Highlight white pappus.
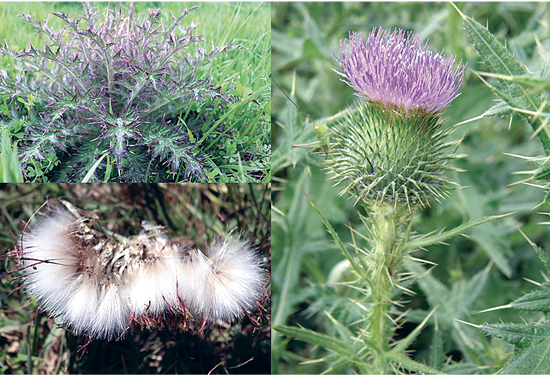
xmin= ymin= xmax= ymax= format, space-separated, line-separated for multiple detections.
xmin=16 ymin=200 xmax=266 ymax=341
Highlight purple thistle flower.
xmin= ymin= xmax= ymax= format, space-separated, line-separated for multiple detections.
xmin=334 ymin=27 xmax=466 ymax=114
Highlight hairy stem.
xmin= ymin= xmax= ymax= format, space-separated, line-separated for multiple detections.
xmin=369 ymin=203 xmax=399 ymax=374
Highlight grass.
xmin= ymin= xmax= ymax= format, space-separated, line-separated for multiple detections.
xmin=0 ymin=2 xmax=270 ymax=183
xmin=0 ymin=126 xmax=23 ymax=182
xmin=0 ymin=183 xmax=271 ymax=374
xmin=272 ymin=2 xmax=550 ymax=374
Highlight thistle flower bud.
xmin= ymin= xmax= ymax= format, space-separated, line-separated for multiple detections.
xmin=329 ymin=27 xmax=465 ymax=208
xmin=328 ymin=103 xmax=460 ymax=208
xmin=17 ymin=201 xmax=266 ymax=340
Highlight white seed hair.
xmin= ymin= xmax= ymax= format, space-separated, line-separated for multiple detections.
xmin=127 ymin=222 xmax=180 ymax=317
xmin=18 ymin=204 xmax=266 ymax=340
xmin=203 ymin=239 xmax=266 ymax=322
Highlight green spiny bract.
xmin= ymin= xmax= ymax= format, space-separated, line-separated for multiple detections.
xmin=328 ymin=100 xmax=462 ymax=208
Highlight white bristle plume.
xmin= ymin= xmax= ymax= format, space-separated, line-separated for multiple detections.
xmin=128 ymin=223 xmax=180 ymax=316
xmin=21 ymin=208 xmax=134 ymax=340
xmin=22 ymin=211 xmax=87 ymax=318
xmin=90 ymin=283 xmax=131 ymax=341
xmin=61 ymin=275 xmax=99 ymax=337
xmin=204 ymin=239 xmax=265 ymax=321
xmin=129 ymin=257 xmax=179 ymax=316
xmin=176 ymin=249 xmax=213 ymax=319
xmin=177 ymin=239 xmax=265 ymax=322
xmin=18 ymin=202 xmax=267 ymax=341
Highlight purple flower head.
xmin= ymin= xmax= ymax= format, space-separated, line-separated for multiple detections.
xmin=334 ymin=27 xmax=466 ymax=114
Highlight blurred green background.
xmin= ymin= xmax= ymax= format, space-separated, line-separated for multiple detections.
xmin=0 ymin=183 xmax=271 ymax=374
xmin=272 ymin=2 xmax=550 ymax=374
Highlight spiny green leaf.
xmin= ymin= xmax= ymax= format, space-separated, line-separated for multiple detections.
xmin=518 ymin=227 xmax=550 ymax=273
xmin=272 ymin=325 xmax=359 ymax=359
xmin=480 ymin=322 xmax=550 ymax=349
xmin=430 ymin=321 xmax=444 ymax=370
xmin=303 ymin=190 xmax=365 ymax=279
xmin=408 ymin=264 xmax=490 ymax=351
xmin=533 ymin=161 xmax=550 ymax=181
xmin=324 ymin=357 xmax=368 ymax=375
xmin=386 ymin=351 xmax=443 ymax=375
xmin=324 ymin=311 xmax=356 ymax=346
xmin=511 ymin=284 xmax=550 ymax=313
xmin=498 ymin=335 xmax=550 ymax=374
xmin=442 ymin=363 xmax=482 ymax=374
xmin=469 ymin=226 xmax=513 ymax=278
xmin=478 ymin=71 xmax=550 ymax=91
xmin=392 ymin=307 xmax=437 ymax=354
xmin=454 ymin=4 xmax=525 ymax=79
xmin=453 ymin=3 xmax=550 ymax=155
xmin=403 ymin=213 xmax=510 ymax=251
xmin=482 ymin=101 xmax=514 ymax=118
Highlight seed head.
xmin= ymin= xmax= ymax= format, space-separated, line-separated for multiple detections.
xmin=17 ymin=201 xmax=266 ymax=340
xmin=333 ymin=27 xmax=466 ymax=114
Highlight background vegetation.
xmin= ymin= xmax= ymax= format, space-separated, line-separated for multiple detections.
xmin=0 ymin=2 xmax=270 ymax=183
xmin=272 ymin=2 xmax=550 ymax=374
xmin=0 ymin=183 xmax=271 ymax=374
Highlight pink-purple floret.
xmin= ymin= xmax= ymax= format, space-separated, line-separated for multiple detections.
xmin=334 ymin=27 xmax=466 ymax=114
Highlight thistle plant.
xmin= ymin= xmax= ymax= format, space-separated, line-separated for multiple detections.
xmin=273 ymin=24 xmax=514 ymax=374
xmin=443 ymin=5 xmax=550 ymax=373
xmin=0 ymin=3 xmax=263 ymax=182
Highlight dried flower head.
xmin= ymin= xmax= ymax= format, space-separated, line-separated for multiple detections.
xmin=0 ymin=3 xmax=241 ymax=182
xmin=16 ymin=200 xmax=266 ymax=341
xmin=333 ymin=27 xmax=466 ymax=114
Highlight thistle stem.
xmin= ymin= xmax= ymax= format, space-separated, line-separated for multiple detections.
xmin=369 ymin=202 xmax=398 ymax=374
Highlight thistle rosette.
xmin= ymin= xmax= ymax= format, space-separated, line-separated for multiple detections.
xmin=330 ymin=27 xmax=466 ymax=208
xmin=0 ymin=3 xmax=240 ymax=182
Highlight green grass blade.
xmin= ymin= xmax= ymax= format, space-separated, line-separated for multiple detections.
xmin=81 ymin=151 xmax=108 ymax=183
xmin=0 ymin=126 xmax=23 ymax=182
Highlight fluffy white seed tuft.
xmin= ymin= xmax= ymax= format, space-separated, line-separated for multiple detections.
xmin=22 ymin=210 xmax=86 ymax=317
xmin=18 ymin=202 xmax=266 ymax=340
xmin=128 ymin=222 xmax=180 ymax=317
xmin=204 ymin=239 xmax=265 ymax=322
